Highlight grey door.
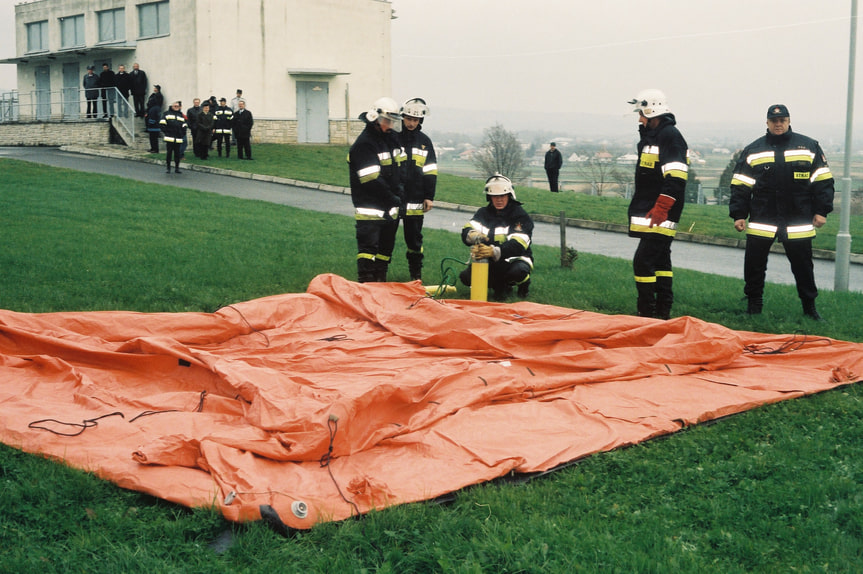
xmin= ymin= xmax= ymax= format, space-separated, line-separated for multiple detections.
xmin=296 ymin=81 xmax=329 ymax=143
xmin=62 ymin=62 xmax=80 ymax=119
xmin=35 ymin=66 xmax=51 ymax=121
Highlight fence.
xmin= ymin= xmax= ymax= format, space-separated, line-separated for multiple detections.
xmin=0 ymin=88 xmax=135 ymax=143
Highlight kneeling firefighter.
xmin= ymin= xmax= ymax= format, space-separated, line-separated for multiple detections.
xmin=460 ymin=174 xmax=534 ymax=300
xmin=347 ymin=97 xmax=405 ymax=282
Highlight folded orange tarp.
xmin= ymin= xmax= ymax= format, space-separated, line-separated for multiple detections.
xmin=0 ymin=273 xmax=860 ymax=530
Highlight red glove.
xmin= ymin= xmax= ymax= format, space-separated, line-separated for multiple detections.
xmin=645 ymin=194 xmax=675 ymax=227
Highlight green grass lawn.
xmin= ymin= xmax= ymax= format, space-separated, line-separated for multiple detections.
xmin=1 ymin=157 xmax=862 ymax=572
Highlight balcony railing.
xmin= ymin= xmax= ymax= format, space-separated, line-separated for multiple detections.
xmin=0 ymin=88 xmax=135 ymax=143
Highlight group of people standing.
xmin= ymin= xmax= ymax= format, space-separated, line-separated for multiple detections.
xmin=82 ymin=62 xmax=148 ymax=119
xmin=349 ymin=90 xmax=836 ymax=321
xmin=144 ymin=88 xmax=255 ymax=172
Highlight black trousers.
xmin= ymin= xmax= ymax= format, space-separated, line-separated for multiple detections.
xmin=166 ymin=142 xmax=182 ymax=168
xmin=148 ymin=132 xmax=160 ymax=152
xmin=633 ymin=236 xmax=674 ymax=317
xmin=744 ymin=235 xmax=817 ymax=301
xmin=133 ymin=92 xmax=146 ymax=117
xmin=546 ymin=168 xmax=560 ymax=192
xmin=460 ymin=259 xmax=531 ymax=292
xmin=86 ymin=98 xmax=99 ymax=118
xmin=236 ymin=137 xmax=252 ymax=159
xmin=216 ymin=133 xmax=231 ymax=156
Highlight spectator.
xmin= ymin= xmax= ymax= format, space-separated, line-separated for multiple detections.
xmin=194 ymin=100 xmax=214 ymax=160
xmin=146 ymin=103 xmax=161 ymax=153
xmin=82 ymin=65 xmax=100 ymax=119
xmin=99 ymin=63 xmax=117 ymax=118
xmin=186 ymin=98 xmax=202 ymax=156
xmin=544 ymin=142 xmax=563 ymax=192
xmin=130 ymin=63 xmax=148 ymax=117
xmin=146 ymin=85 xmax=164 ymax=113
xmin=233 ymin=99 xmax=254 ymax=160
xmin=115 ymin=64 xmax=132 ymax=117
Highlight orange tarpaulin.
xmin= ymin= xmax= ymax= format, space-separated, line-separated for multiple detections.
xmin=0 ymin=274 xmax=860 ymax=530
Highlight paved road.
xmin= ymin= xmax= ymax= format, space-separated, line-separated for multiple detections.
xmin=2 ymin=146 xmax=861 ymax=293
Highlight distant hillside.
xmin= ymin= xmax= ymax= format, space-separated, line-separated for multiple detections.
xmin=430 ymin=107 xmax=853 ymax=151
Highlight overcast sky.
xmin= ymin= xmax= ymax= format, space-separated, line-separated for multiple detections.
xmin=1 ymin=0 xmax=860 ymax=134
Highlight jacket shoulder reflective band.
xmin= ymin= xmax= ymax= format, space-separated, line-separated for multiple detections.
xmin=629 ymin=216 xmax=678 ymax=237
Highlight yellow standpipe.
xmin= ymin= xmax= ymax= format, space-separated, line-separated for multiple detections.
xmin=470 ymin=257 xmax=490 ymax=301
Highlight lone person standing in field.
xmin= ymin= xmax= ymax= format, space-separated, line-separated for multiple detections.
xmin=626 ymin=89 xmax=689 ymax=319
xmin=544 ymin=142 xmax=563 ymax=192
xmin=729 ymin=104 xmax=835 ymax=320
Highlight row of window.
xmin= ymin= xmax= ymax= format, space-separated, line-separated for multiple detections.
xmin=25 ymin=3 xmax=169 ymax=53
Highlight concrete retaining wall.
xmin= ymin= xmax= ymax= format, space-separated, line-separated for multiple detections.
xmin=0 ymin=121 xmax=111 ymax=147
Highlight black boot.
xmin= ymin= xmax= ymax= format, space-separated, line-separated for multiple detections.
xmin=747 ymin=297 xmax=763 ymax=315
xmin=636 ymin=282 xmax=657 ymax=318
xmin=407 ymin=251 xmax=423 ymax=281
xmin=357 ymin=259 xmax=376 ymax=283
xmin=517 ymin=278 xmax=530 ymax=299
xmin=655 ymin=275 xmax=673 ymax=320
xmin=373 ymin=259 xmax=389 ymax=282
xmin=802 ymin=299 xmax=823 ymax=321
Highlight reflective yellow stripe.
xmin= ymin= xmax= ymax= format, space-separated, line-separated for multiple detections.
xmin=785 ymin=149 xmax=815 ymax=163
xmin=787 ymin=224 xmax=816 ymax=239
xmin=357 ymin=165 xmax=380 ymax=184
xmin=422 ymin=162 xmax=438 ymax=175
xmin=811 ymin=167 xmax=833 ymax=183
xmin=355 ymin=207 xmax=385 ymax=220
xmin=629 ymin=216 xmax=677 ymax=237
xmin=656 ymin=270 xmax=673 ymax=278
xmin=746 ymin=222 xmax=777 ymax=238
xmin=635 ymin=275 xmax=657 ymax=283
xmin=357 ymin=253 xmax=375 ymax=261
xmin=747 ymin=151 xmax=774 ymax=166
xmin=731 ymin=173 xmax=755 ymax=188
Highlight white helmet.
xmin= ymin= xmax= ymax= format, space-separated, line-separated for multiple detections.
xmin=484 ymin=173 xmax=516 ymax=200
xmin=628 ymin=89 xmax=670 ymax=118
xmin=366 ymin=97 xmax=402 ymax=131
xmin=401 ymin=97 xmax=429 ymax=120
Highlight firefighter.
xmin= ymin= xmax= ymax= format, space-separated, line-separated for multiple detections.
xmin=397 ymin=98 xmax=438 ymax=281
xmin=460 ymin=174 xmax=533 ymax=300
xmin=626 ymin=89 xmax=689 ymax=319
xmin=159 ymin=101 xmax=187 ymax=174
xmin=348 ymin=97 xmax=404 ymax=283
xmin=729 ymin=104 xmax=835 ymax=320
xmin=213 ymin=97 xmax=233 ymax=157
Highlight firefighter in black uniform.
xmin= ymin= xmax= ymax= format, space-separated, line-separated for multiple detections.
xmin=348 ymin=97 xmax=404 ymax=283
xmin=159 ymin=101 xmax=187 ymax=173
xmin=397 ymin=98 xmax=438 ymax=281
xmin=729 ymin=104 xmax=835 ymax=320
xmin=626 ymin=89 xmax=689 ymax=319
xmin=460 ymin=174 xmax=533 ymax=300
xmin=213 ymin=97 xmax=234 ymax=157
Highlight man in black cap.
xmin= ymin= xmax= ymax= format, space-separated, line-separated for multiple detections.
xmin=729 ymin=104 xmax=835 ymax=320
xmin=544 ymin=142 xmax=563 ymax=192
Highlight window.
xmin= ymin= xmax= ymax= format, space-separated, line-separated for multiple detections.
xmin=98 ymin=8 xmax=126 ymax=43
xmin=138 ymin=2 xmax=170 ymax=38
xmin=26 ymin=20 xmax=49 ymax=52
xmin=60 ymin=14 xmax=85 ymax=49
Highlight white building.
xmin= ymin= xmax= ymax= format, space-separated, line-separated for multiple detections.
xmin=0 ymin=0 xmax=395 ymax=144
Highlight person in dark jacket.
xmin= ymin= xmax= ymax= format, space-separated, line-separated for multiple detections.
xmin=729 ymin=104 xmax=835 ymax=320
xmin=626 ymin=89 xmax=690 ymax=319
xmin=146 ymin=85 xmax=163 ymax=113
xmin=232 ymin=99 xmax=254 ymax=160
xmin=115 ymin=64 xmax=132 ymax=117
xmin=460 ymin=174 xmax=534 ymax=300
xmin=99 ymin=63 xmax=116 ymax=118
xmin=130 ymin=63 xmax=148 ymax=117
xmin=186 ymin=98 xmax=202 ymax=156
xmin=160 ymin=101 xmax=187 ymax=173
xmin=544 ymin=142 xmax=563 ymax=192
xmin=194 ymin=101 xmax=214 ymax=160
xmin=397 ymin=97 xmax=437 ymax=280
xmin=82 ymin=66 xmax=100 ymax=119
xmin=213 ymin=97 xmax=233 ymax=157
xmin=347 ymin=97 xmax=404 ymax=283
xmin=146 ymin=104 xmax=162 ymax=153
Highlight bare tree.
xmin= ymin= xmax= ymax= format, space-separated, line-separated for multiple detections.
xmin=574 ymin=160 xmax=628 ymax=197
xmin=472 ymin=123 xmax=526 ymax=181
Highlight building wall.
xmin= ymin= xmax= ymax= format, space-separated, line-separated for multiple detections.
xmin=9 ymin=0 xmax=393 ymax=143
xmin=0 ymin=120 xmax=110 ymax=146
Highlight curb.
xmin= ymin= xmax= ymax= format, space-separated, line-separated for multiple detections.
xmin=59 ymin=144 xmax=861 ymax=265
